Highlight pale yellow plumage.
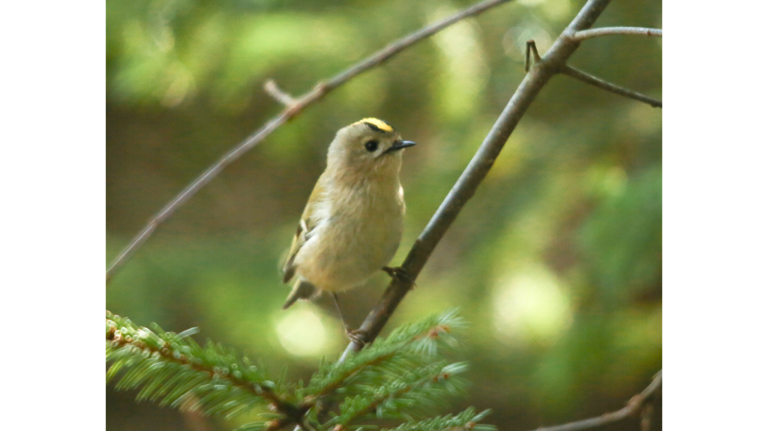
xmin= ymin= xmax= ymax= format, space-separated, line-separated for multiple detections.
xmin=281 ymin=176 xmax=325 ymax=284
xmin=281 ymin=118 xmax=415 ymax=309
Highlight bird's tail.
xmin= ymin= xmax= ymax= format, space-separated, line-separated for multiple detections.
xmin=282 ymin=279 xmax=318 ymax=310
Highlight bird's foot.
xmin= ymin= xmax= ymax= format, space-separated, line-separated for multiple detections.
xmin=382 ymin=266 xmax=417 ymax=289
xmin=346 ymin=328 xmax=369 ymax=346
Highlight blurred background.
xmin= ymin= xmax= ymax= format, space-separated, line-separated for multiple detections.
xmin=106 ymin=0 xmax=661 ymax=430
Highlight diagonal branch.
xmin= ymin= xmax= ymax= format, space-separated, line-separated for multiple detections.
xmin=571 ymin=26 xmax=661 ymax=42
xmin=105 ymin=0 xmax=515 ymax=284
xmin=340 ymin=0 xmax=617 ymax=361
xmin=528 ymin=370 xmax=662 ymax=431
xmin=560 ymin=64 xmax=662 ymax=108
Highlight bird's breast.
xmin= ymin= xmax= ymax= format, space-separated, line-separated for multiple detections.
xmin=295 ymin=179 xmax=405 ymax=291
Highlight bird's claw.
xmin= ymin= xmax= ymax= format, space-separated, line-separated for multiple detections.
xmin=382 ymin=266 xmax=417 ymax=289
xmin=346 ymin=328 xmax=368 ymax=346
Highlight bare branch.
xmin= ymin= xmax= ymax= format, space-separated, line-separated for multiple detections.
xmin=321 ymin=0 xmax=515 ymax=91
xmin=560 ymin=64 xmax=662 ymax=108
xmin=264 ymin=80 xmax=297 ymax=107
xmin=340 ymin=0 xmax=617 ymax=361
xmin=529 ymin=371 xmax=662 ymax=431
xmin=524 ymin=39 xmax=541 ymax=72
xmin=105 ymin=0 xmax=515 ymax=284
xmin=640 ymin=401 xmax=654 ymax=431
xmin=571 ymin=26 xmax=661 ymax=42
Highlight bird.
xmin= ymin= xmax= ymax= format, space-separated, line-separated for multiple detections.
xmin=280 ymin=118 xmax=416 ymax=329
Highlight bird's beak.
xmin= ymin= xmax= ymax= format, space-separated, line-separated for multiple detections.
xmin=384 ymin=140 xmax=416 ymax=154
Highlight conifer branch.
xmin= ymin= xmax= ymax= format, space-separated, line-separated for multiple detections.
xmin=107 ymin=309 xmax=492 ymax=431
xmin=106 ymin=312 xmax=303 ymax=425
xmin=332 ymin=362 xmax=468 ymax=429
xmin=383 ymin=408 xmax=494 ymax=431
xmin=304 ymin=310 xmax=464 ymax=401
xmin=302 ymin=354 xmax=393 ymax=402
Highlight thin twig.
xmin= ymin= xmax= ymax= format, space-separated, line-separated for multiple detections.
xmin=105 ymin=0 xmax=514 ymax=284
xmin=264 ymin=80 xmax=297 ymax=107
xmin=529 ymin=371 xmax=662 ymax=431
xmin=340 ymin=0 xmax=617 ymax=362
xmin=524 ymin=39 xmax=541 ymax=72
xmin=640 ymin=401 xmax=654 ymax=431
xmin=560 ymin=64 xmax=662 ymax=108
xmin=571 ymin=26 xmax=661 ymax=42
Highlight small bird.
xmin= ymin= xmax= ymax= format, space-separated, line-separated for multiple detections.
xmin=280 ymin=118 xmax=416 ymax=323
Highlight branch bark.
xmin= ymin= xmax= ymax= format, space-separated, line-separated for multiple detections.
xmin=560 ymin=65 xmax=662 ymax=108
xmin=571 ymin=26 xmax=661 ymax=42
xmin=340 ymin=0 xmax=617 ymax=361
xmin=105 ymin=0 xmax=514 ymax=284
xmin=529 ymin=371 xmax=662 ymax=431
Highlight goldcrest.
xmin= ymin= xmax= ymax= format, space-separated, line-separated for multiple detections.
xmin=281 ymin=118 xmax=415 ymax=310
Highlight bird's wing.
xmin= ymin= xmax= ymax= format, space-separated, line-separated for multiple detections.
xmin=281 ymin=174 xmax=326 ymax=283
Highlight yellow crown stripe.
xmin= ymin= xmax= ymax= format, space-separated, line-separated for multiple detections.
xmin=359 ymin=118 xmax=394 ymax=133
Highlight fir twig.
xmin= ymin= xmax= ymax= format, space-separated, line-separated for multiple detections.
xmin=106 ymin=312 xmax=303 ymax=425
xmin=383 ymin=408 xmax=494 ymax=431
xmin=333 ymin=362 xmax=468 ymax=428
xmin=306 ymin=309 xmax=464 ymax=400
xmin=107 ymin=309 xmax=495 ymax=431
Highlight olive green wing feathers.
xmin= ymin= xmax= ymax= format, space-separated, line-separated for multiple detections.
xmin=281 ymin=176 xmax=326 ymax=284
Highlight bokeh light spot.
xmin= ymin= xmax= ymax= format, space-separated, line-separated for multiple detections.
xmin=493 ymin=265 xmax=572 ymax=344
xmin=275 ymin=307 xmax=328 ymax=357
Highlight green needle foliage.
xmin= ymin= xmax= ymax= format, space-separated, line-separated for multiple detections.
xmin=383 ymin=409 xmax=495 ymax=431
xmin=106 ymin=309 xmax=494 ymax=431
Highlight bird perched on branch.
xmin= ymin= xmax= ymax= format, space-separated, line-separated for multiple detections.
xmin=280 ymin=118 xmax=416 ymax=329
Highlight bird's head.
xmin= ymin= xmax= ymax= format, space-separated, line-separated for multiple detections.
xmin=327 ymin=118 xmax=416 ymax=177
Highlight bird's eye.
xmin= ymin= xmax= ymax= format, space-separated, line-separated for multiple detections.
xmin=364 ymin=140 xmax=379 ymax=152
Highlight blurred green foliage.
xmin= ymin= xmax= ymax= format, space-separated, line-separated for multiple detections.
xmin=107 ymin=0 xmax=661 ymax=430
